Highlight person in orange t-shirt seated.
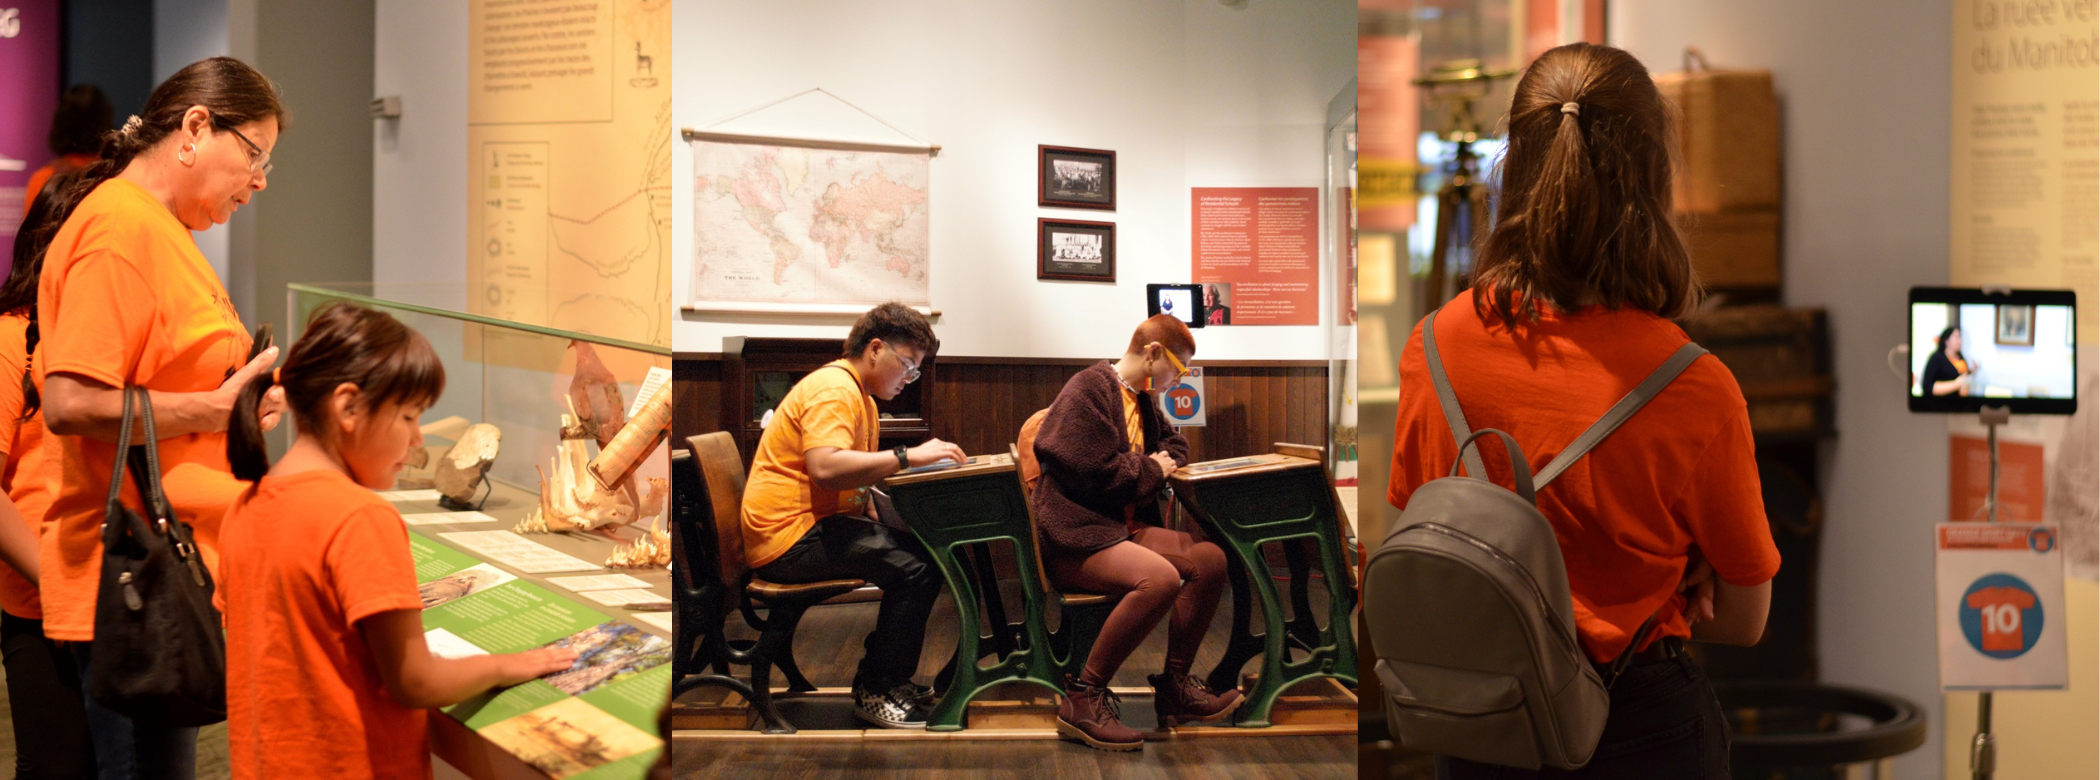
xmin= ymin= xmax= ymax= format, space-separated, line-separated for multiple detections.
xmin=740 ymin=302 xmax=964 ymax=729
xmin=15 ymin=57 xmax=292 ymax=779
xmin=1386 ymin=44 xmax=1779 ymax=780
xmin=22 ymin=84 xmax=113 ymax=217
xmin=216 ymin=303 xmax=573 ymax=780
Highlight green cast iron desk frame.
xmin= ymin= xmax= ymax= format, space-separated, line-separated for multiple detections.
xmin=880 ymin=453 xmax=1065 ymax=731
xmin=1168 ymin=452 xmax=1360 ymax=727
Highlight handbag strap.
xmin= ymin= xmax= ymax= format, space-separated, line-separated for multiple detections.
xmin=105 ymin=386 xmax=137 ymax=516
xmin=104 ymin=387 xmax=175 ymax=526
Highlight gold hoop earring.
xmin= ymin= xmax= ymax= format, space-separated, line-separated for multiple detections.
xmin=177 ymin=143 xmax=197 ymax=166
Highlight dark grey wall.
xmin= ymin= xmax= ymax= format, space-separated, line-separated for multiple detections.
xmin=226 ymin=0 xmax=373 ymax=328
xmin=64 ymin=0 xmax=155 ymax=118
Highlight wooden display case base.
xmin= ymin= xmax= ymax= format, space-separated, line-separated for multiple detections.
xmin=672 ymin=679 xmax=1357 ymax=741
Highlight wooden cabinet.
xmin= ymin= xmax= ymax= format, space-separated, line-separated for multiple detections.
xmin=719 ymin=337 xmax=937 ymax=466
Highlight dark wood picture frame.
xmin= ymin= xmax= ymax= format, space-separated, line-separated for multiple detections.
xmin=1996 ymin=304 xmax=2036 ymax=346
xmin=1038 ymin=145 xmax=1116 ymax=210
xmin=1037 ymin=218 xmax=1116 ymax=283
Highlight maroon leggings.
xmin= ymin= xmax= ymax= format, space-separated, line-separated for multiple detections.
xmin=1047 ymin=526 xmax=1228 ymax=686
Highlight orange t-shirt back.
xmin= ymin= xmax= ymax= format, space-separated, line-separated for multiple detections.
xmin=218 ymin=469 xmax=429 ymax=780
xmin=740 ymin=361 xmax=877 ymax=568
xmin=0 ymin=314 xmax=52 ymax=619
xmin=35 ymin=177 xmax=252 ymax=641
xmin=1387 ymin=290 xmax=1781 ymax=663
xmin=21 ymin=154 xmax=97 ymax=216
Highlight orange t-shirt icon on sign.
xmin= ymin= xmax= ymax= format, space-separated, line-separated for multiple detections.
xmin=1966 ymin=586 xmax=2037 ymax=652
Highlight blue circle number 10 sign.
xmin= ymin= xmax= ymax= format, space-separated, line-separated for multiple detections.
xmin=1959 ymin=573 xmax=2045 ymax=660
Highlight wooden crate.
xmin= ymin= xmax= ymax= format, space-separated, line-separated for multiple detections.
xmin=1678 ymin=305 xmax=1832 ymax=439
xmin=1678 ymin=209 xmax=1780 ymax=295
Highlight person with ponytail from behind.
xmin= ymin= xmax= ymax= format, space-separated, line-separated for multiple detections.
xmin=1385 ymin=43 xmax=1778 ymax=779
xmin=19 ymin=56 xmax=292 ymax=778
xmin=0 ymin=178 xmax=99 ymax=778
xmin=216 ymin=303 xmax=575 ymax=780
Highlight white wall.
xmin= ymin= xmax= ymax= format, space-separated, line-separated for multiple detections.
xmin=371 ymin=0 xmax=467 ymax=308
xmin=670 ymin=0 xmax=1355 ymax=359
xmin=1612 ymin=3 xmax=1953 ymax=777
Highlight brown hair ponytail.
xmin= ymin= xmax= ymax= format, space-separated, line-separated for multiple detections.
xmin=1471 ymin=43 xmax=1699 ymax=327
xmin=14 ymin=57 xmax=286 ymax=282
xmin=227 ymin=303 xmax=444 ymax=482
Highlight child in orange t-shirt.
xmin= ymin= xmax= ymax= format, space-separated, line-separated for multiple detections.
xmin=215 ymin=303 xmax=573 ymax=780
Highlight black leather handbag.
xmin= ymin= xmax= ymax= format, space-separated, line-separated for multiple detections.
xmin=88 ymin=386 xmax=227 ymax=726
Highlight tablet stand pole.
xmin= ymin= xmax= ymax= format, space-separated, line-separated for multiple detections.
xmin=1970 ymin=404 xmax=2009 ymax=780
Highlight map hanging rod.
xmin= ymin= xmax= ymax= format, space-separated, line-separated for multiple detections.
xmin=681 ymin=128 xmax=939 ymax=156
xmin=683 ymin=301 xmax=941 ymax=319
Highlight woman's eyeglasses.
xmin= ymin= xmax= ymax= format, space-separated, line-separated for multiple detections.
xmin=211 ymin=114 xmax=272 ymax=176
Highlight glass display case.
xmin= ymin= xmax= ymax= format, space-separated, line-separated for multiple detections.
xmin=288 ymin=283 xmax=673 ymax=500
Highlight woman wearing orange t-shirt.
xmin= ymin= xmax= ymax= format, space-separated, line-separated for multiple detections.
xmin=0 ymin=175 xmax=96 ymax=778
xmin=217 ymin=303 xmax=572 ymax=780
xmin=1386 ymin=44 xmax=1778 ymax=779
xmin=13 ymin=57 xmax=291 ymax=779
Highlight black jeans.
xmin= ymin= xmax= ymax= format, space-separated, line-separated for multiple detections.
xmin=754 ymin=515 xmax=942 ymax=689
xmin=1 ymin=612 xmax=95 ymax=779
xmin=69 ymin=641 xmax=198 ymax=780
xmin=1438 ymin=650 xmax=1730 ymax=780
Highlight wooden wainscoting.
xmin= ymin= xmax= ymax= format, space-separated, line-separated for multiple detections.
xmin=673 ymin=354 xmax=1328 ymax=464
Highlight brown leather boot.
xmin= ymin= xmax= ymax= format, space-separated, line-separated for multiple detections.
xmin=1056 ymin=680 xmax=1144 ymax=751
xmin=1149 ymin=672 xmax=1243 ymax=728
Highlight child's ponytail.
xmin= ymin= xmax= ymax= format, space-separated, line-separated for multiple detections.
xmin=227 ymin=368 xmax=277 ymax=482
xmin=224 ymin=303 xmax=444 ymax=482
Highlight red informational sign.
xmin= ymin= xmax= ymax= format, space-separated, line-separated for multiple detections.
xmin=1191 ymin=187 xmax=1319 ymax=326
xmin=1948 ymin=435 xmax=2046 ymax=521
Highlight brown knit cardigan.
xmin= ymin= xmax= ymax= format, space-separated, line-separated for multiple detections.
xmin=1030 ymin=361 xmax=1190 ymax=557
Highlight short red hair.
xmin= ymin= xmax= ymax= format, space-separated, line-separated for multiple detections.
xmin=1127 ymin=314 xmax=1195 ymax=358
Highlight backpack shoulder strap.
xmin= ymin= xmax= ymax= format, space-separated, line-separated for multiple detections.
xmin=1533 ymin=342 xmax=1709 ymax=490
xmin=1421 ymin=306 xmax=1488 ymax=481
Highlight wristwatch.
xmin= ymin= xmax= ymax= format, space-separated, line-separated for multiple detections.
xmin=894 ymin=445 xmax=910 ymax=470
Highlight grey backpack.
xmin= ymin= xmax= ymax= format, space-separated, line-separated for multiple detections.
xmin=1362 ymin=306 xmax=1707 ymax=770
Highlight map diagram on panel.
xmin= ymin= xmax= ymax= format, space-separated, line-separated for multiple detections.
xmin=688 ymin=139 xmax=930 ymax=307
xmin=468 ymin=0 xmax=671 ymax=348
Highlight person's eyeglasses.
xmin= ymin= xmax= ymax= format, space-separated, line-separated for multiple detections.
xmin=211 ymin=115 xmax=273 ymax=176
xmin=1163 ymin=349 xmax=1190 ymax=380
xmin=891 ymin=349 xmax=923 ymax=384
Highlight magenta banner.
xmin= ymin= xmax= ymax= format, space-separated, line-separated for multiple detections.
xmin=0 ymin=0 xmax=62 ymax=270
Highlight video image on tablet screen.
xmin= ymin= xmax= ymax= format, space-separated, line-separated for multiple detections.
xmin=1910 ymin=302 xmax=2075 ymax=399
xmin=1156 ymin=287 xmax=1197 ymax=325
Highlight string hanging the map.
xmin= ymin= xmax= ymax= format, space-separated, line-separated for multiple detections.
xmin=684 ymin=87 xmax=940 ymax=155
xmin=682 ymin=88 xmax=936 ymax=315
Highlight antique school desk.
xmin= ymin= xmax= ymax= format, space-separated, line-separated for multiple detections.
xmin=1168 ymin=449 xmax=1359 ymax=727
xmin=878 ymin=453 xmax=1066 ymax=731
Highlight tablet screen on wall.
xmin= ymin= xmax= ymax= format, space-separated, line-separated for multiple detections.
xmin=1909 ymin=287 xmax=2077 ymax=415
xmin=1147 ymin=284 xmax=1206 ymax=328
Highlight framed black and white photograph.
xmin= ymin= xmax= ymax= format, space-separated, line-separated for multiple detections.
xmin=1038 ymin=218 xmax=1116 ymax=282
xmin=1996 ymin=304 xmax=2035 ymax=346
xmin=1038 ymin=145 xmax=1116 ymax=210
